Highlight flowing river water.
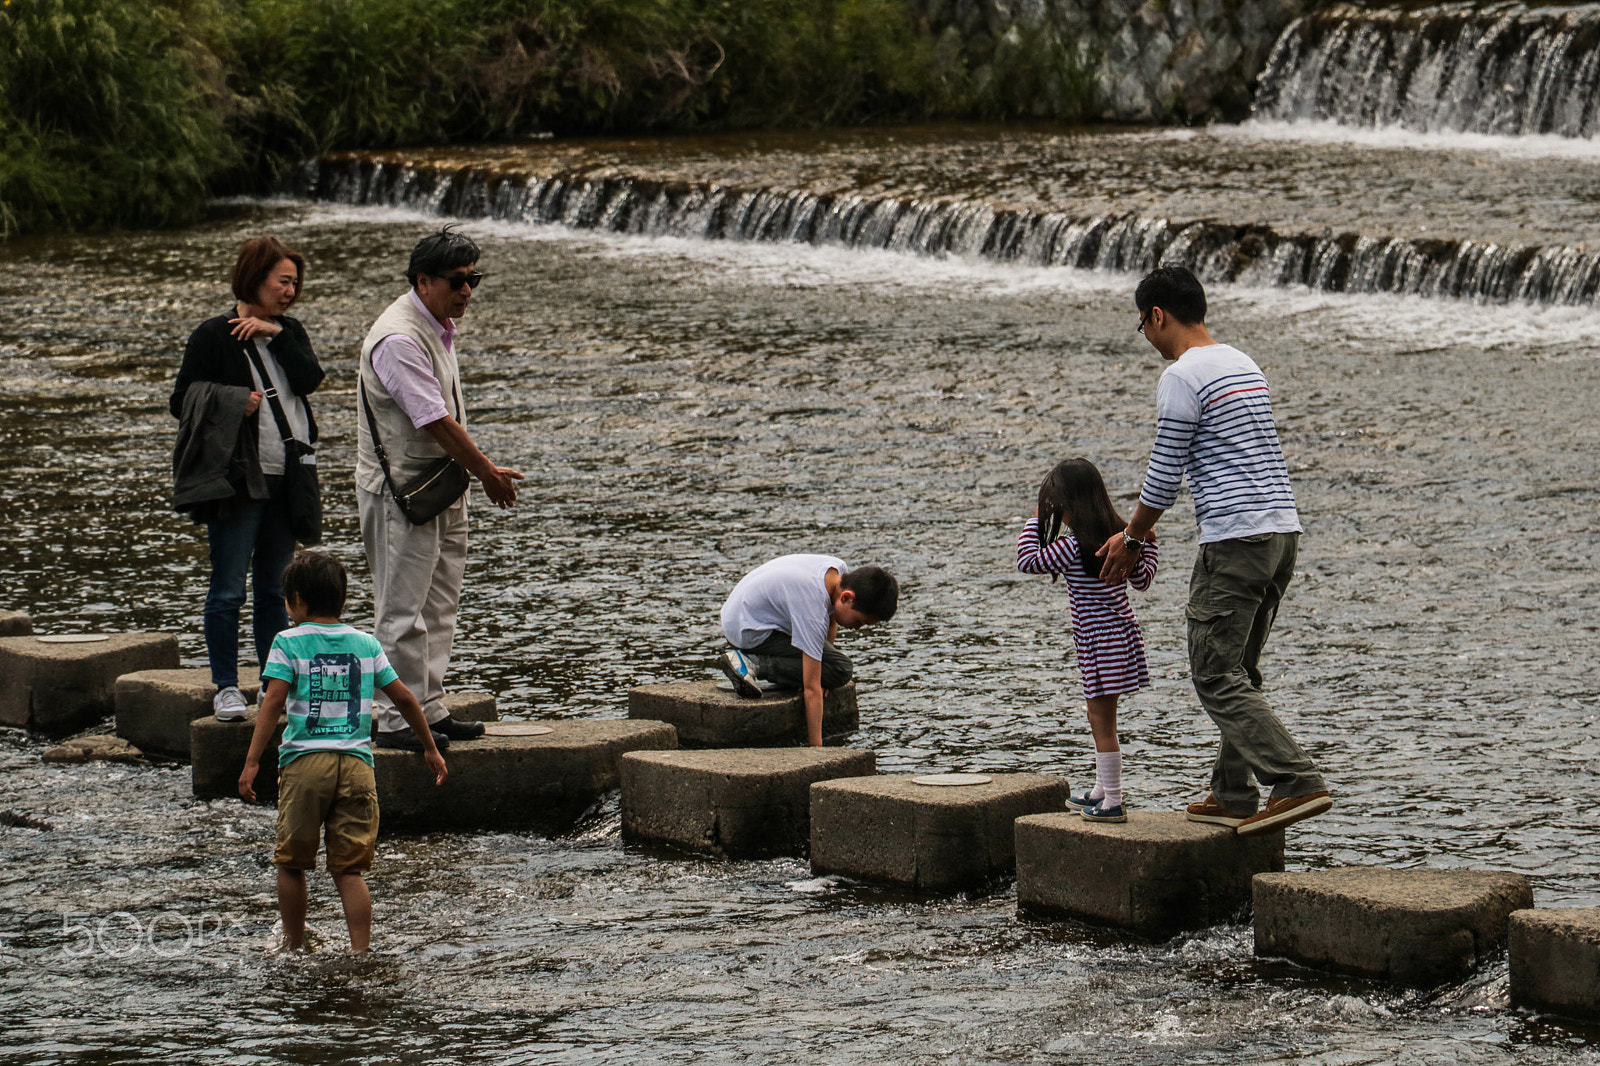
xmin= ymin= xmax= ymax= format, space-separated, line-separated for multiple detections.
xmin=4 ymin=33 xmax=1600 ymax=1064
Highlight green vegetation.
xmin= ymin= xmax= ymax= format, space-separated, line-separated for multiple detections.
xmin=1 ymin=0 xmax=1092 ymax=235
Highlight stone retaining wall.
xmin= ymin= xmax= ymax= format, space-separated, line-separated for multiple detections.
xmin=913 ymin=0 xmax=1312 ymax=122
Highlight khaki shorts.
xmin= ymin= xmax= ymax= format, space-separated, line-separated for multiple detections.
xmin=275 ymin=751 xmax=379 ymax=874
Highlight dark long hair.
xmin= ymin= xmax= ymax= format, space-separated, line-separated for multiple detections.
xmin=1037 ymin=458 xmax=1126 ymax=580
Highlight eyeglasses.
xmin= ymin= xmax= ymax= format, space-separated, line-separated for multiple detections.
xmin=1136 ymin=309 xmax=1150 ymax=335
xmin=436 ymin=271 xmax=484 ymax=290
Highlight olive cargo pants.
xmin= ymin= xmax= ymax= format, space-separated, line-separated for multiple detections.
xmin=1187 ymin=531 xmax=1326 ymax=815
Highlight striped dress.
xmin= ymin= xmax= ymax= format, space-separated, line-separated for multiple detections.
xmin=1017 ymin=518 xmax=1160 ymax=699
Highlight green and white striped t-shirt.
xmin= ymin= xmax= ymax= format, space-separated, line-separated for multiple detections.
xmin=262 ymin=622 xmax=398 ymax=769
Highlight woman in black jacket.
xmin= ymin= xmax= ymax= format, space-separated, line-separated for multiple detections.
xmin=170 ymin=235 xmax=323 ymax=722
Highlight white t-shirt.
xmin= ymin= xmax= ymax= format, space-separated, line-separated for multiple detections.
xmin=720 ymin=554 xmax=848 ymax=662
xmin=246 ymin=337 xmax=311 ymax=475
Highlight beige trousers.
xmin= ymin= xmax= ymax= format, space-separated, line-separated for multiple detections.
xmin=358 ymin=486 xmax=468 ymax=733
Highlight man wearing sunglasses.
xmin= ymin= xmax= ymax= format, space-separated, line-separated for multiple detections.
xmin=356 ymin=226 xmax=524 ymax=753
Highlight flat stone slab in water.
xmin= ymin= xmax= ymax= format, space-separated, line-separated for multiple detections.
xmin=0 ymin=632 xmax=179 ymax=734
xmin=196 ymin=714 xmax=674 ymax=833
xmin=41 ymin=733 xmax=146 ymax=765
xmin=0 ymin=611 xmax=31 ymax=637
xmin=810 ymin=773 xmax=1069 ymax=893
xmin=1510 ymin=907 xmax=1600 ymax=1020
xmin=1015 ymin=811 xmax=1284 ymax=936
xmin=1254 ymin=867 xmax=1534 ymax=984
xmin=628 ymin=679 xmax=858 ymax=747
xmin=115 ymin=668 xmax=263 ymax=758
xmin=620 ymin=747 xmax=876 ymax=859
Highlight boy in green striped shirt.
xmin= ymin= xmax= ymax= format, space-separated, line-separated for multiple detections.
xmin=240 ymin=551 xmax=447 ymax=952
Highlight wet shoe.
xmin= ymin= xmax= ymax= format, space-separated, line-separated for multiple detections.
xmin=1081 ymin=800 xmax=1127 ymax=823
xmin=718 ymin=649 xmax=763 ymax=698
xmin=213 ymin=686 xmax=249 ymax=722
xmin=1065 ymin=793 xmax=1101 ymax=810
xmin=1236 ymin=790 xmax=1332 ymax=836
xmin=1185 ymin=794 xmax=1250 ymax=828
xmin=430 ymin=715 xmax=484 ymax=741
xmin=374 ymin=727 xmax=449 ymax=753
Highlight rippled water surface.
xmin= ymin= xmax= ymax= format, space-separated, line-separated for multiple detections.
xmin=2 ymin=121 xmax=1599 ymax=1063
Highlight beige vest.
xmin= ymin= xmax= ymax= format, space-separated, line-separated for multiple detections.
xmin=355 ymin=292 xmax=465 ymax=495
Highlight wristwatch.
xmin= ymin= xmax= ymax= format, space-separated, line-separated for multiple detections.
xmin=1121 ymin=531 xmax=1143 ymax=554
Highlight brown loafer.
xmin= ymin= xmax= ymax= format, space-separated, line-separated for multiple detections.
xmin=1236 ymin=790 xmax=1332 ymax=837
xmin=1185 ymin=793 xmax=1250 ymax=827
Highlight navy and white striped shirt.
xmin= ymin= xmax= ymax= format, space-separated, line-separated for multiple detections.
xmin=1139 ymin=343 xmax=1301 ymax=544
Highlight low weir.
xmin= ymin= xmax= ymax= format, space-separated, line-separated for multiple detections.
xmin=295 ymin=155 xmax=1600 ymax=307
xmin=1254 ymin=2 xmax=1600 ymax=138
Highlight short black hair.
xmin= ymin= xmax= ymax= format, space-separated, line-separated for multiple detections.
xmin=282 ymin=550 xmax=348 ymax=619
xmin=406 ymin=225 xmax=481 ymax=288
xmin=840 ymin=565 xmax=899 ymax=622
xmin=1135 ymin=265 xmax=1207 ymax=326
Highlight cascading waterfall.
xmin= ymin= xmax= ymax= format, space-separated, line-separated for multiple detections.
xmin=294 ymin=155 xmax=1600 ymax=306
xmin=1253 ymin=2 xmax=1600 ymax=137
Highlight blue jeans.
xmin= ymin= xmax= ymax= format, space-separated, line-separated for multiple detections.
xmin=203 ymin=475 xmax=294 ymax=689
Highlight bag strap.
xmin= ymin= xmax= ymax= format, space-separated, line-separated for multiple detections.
xmin=358 ymin=378 xmax=405 ymax=500
xmin=243 ymin=341 xmax=299 ymax=445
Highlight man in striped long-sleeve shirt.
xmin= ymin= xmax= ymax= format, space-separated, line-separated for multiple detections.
xmin=1099 ymin=266 xmax=1331 ymax=837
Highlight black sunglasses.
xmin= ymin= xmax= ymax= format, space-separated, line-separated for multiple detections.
xmin=436 ymin=271 xmax=484 ymax=290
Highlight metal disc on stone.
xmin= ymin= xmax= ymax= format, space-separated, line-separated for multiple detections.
xmin=483 ymin=721 xmax=554 ymax=737
xmin=912 ymin=773 xmax=993 ymax=787
xmin=35 ymin=634 xmax=110 ymax=643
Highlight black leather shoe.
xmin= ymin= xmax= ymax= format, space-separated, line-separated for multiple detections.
xmin=375 ymin=727 xmax=450 ymax=752
xmin=430 ymin=715 xmax=485 ymax=741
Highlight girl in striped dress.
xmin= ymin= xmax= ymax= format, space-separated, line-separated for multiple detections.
xmin=1016 ymin=458 xmax=1159 ymax=822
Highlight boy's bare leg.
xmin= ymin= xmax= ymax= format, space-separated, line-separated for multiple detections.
xmin=333 ymin=872 xmax=372 ymax=953
xmin=277 ymin=867 xmax=308 ymax=949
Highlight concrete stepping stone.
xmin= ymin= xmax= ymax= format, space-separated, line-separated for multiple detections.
xmin=1015 ymin=810 xmax=1284 ymax=936
xmin=189 ymin=688 xmax=503 ymax=792
xmin=194 ymin=714 xmax=675 ymax=834
xmin=0 ymin=611 xmax=31 ymax=637
xmin=115 ymin=668 xmax=262 ymax=758
xmin=620 ymin=747 xmax=876 ymax=858
xmin=124 ymin=677 xmax=489 ymax=761
xmin=1253 ymin=867 xmax=1534 ymax=984
xmin=0 ymin=632 xmax=178 ymax=734
xmin=628 ymin=679 xmax=858 ymax=748
xmin=1510 ymin=907 xmax=1600 ymax=1020
xmin=810 ymin=773 xmax=1069 ymax=893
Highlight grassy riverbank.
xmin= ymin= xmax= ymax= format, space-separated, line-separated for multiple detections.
xmin=0 ymin=0 xmax=1084 ymax=236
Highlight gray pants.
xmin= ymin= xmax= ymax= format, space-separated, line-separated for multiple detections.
xmin=743 ymin=631 xmax=854 ymax=691
xmin=1187 ymin=532 xmax=1325 ymax=814
xmin=359 ymin=485 xmax=467 ymax=733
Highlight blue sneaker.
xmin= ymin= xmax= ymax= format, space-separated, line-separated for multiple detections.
xmin=1065 ymin=793 xmax=1100 ymax=811
xmin=718 ymin=649 xmax=763 ymax=698
xmin=1081 ymin=800 xmax=1127 ymax=823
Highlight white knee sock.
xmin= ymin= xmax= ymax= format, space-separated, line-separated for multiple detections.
xmin=1096 ymin=751 xmax=1123 ymax=809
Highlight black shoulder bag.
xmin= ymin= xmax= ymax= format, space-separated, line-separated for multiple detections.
xmin=359 ymin=378 xmax=470 ymax=525
xmin=244 ymin=343 xmax=322 ymax=545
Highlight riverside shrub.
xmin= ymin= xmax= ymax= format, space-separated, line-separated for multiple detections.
xmin=0 ymin=0 xmax=235 ymax=235
xmin=1 ymin=0 xmax=1091 ymax=235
